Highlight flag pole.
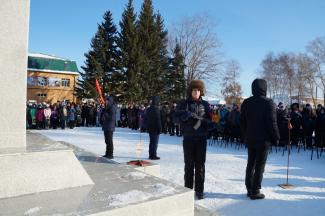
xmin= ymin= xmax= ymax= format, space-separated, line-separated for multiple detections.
xmin=279 ymin=117 xmax=295 ymax=189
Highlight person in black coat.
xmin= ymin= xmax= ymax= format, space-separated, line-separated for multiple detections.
xmin=290 ymin=103 xmax=303 ymax=146
xmin=276 ymin=104 xmax=290 ymax=147
xmin=240 ymin=79 xmax=280 ymax=200
xmin=301 ymin=104 xmax=315 ymax=149
xmin=101 ymin=96 xmax=117 ymax=159
xmin=315 ymin=107 xmax=325 ymax=149
xmin=81 ymin=103 xmax=88 ymax=127
xmin=145 ymin=96 xmax=162 ymax=160
xmin=175 ymin=80 xmax=211 ymax=200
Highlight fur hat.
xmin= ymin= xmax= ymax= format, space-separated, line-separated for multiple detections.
xmin=187 ymin=80 xmax=205 ymax=97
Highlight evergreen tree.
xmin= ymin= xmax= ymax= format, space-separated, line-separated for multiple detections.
xmin=137 ymin=0 xmax=160 ymax=100
xmin=77 ymin=11 xmax=121 ymax=101
xmin=172 ymin=42 xmax=186 ymax=100
xmin=118 ymin=0 xmax=141 ymax=103
xmin=153 ymin=12 xmax=169 ymax=99
xmin=164 ymin=42 xmax=186 ymax=101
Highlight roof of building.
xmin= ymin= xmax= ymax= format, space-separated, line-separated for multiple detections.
xmin=28 ymin=53 xmax=79 ymax=75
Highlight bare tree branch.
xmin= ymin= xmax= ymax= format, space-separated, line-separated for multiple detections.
xmin=168 ymin=14 xmax=223 ymax=89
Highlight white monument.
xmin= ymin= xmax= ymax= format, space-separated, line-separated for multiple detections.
xmin=0 ymin=0 xmax=29 ymax=149
xmin=0 ymin=0 xmax=93 ymax=199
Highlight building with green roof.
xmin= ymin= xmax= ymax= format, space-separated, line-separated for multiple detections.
xmin=27 ymin=53 xmax=79 ymax=104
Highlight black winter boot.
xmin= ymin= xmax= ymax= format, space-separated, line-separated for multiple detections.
xmin=250 ymin=192 xmax=265 ymax=200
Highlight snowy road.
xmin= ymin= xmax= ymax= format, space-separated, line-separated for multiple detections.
xmin=34 ymin=127 xmax=325 ymax=216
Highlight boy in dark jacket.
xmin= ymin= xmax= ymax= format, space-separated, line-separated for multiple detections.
xmin=240 ymin=79 xmax=280 ymax=200
xmin=101 ymin=96 xmax=117 ymax=159
xmin=176 ymin=80 xmax=211 ymax=200
xmin=145 ymin=96 xmax=162 ymax=160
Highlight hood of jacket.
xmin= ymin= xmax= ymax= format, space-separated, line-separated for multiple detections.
xmin=106 ymin=96 xmax=114 ymax=105
xmin=151 ymin=96 xmax=160 ymax=106
xmin=252 ymin=79 xmax=267 ymax=97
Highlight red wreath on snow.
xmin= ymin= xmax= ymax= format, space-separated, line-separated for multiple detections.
xmin=127 ymin=160 xmax=150 ymax=167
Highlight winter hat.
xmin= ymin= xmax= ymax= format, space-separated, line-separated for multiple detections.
xmin=187 ymin=79 xmax=205 ymax=97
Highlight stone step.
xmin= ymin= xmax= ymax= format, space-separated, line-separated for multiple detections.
xmin=0 ymin=133 xmax=194 ymax=216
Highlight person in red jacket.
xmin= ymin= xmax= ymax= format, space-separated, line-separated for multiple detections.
xmin=36 ymin=104 xmax=44 ymax=129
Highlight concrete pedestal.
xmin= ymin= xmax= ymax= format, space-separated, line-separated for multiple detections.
xmin=0 ymin=132 xmax=94 ymax=199
xmin=0 ymin=133 xmax=194 ymax=216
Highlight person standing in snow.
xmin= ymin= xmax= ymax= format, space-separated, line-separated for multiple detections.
xmin=67 ymin=104 xmax=76 ymax=129
xmin=176 ymin=80 xmax=211 ymax=200
xmin=145 ymin=96 xmax=162 ymax=160
xmin=101 ymin=96 xmax=117 ymax=159
xmin=240 ymin=79 xmax=280 ymax=200
xmin=43 ymin=104 xmax=51 ymax=129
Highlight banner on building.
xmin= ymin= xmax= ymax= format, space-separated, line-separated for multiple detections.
xmin=27 ymin=76 xmax=36 ymax=86
xmin=48 ymin=77 xmax=61 ymax=87
xmin=37 ymin=77 xmax=47 ymax=86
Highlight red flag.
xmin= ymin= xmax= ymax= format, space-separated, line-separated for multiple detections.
xmin=95 ymin=79 xmax=105 ymax=105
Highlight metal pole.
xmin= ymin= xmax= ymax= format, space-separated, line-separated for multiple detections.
xmin=279 ymin=118 xmax=295 ymax=189
xmin=286 ymin=123 xmax=291 ymax=185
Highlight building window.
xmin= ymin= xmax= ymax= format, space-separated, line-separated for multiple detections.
xmin=36 ymin=93 xmax=47 ymax=98
xmin=37 ymin=77 xmax=48 ymax=86
xmin=48 ymin=77 xmax=61 ymax=87
xmin=61 ymin=78 xmax=70 ymax=87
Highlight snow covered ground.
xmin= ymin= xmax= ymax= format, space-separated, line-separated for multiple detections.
xmin=34 ymin=127 xmax=325 ymax=216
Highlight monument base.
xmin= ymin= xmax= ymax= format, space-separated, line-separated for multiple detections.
xmin=0 ymin=132 xmax=93 ymax=199
xmin=0 ymin=132 xmax=194 ymax=216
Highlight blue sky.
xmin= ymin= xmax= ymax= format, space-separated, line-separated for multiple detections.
xmin=28 ymin=0 xmax=325 ymax=97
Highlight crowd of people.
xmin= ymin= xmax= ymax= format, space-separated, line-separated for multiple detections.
xmin=26 ymin=99 xmax=325 ymax=151
xmin=26 ymin=102 xmax=102 ymax=130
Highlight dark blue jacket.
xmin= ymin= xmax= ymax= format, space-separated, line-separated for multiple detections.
xmin=145 ymin=96 xmax=162 ymax=134
xmin=176 ymin=97 xmax=211 ymax=138
xmin=101 ymin=96 xmax=116 ymax=131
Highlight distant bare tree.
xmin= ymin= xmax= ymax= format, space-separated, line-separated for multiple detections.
xmin=295 ymin=53 xmax=318 ymax=106
xmin=221 ymin=60 xmax=242 ymax=104
xmin=260 ymin=52 xmax=287 ymax=98
xmin=260 ymin=52 xmax=299 ymax=103
xmin=278 ymin=53 xmax=296 ymax=103
xmin=306 ymin=36 xmax=325 ymax=104
xmin=261 ymin=53 xmax=278 ymax=98
xmin=168 ymin=14 xmax=223 ymax=88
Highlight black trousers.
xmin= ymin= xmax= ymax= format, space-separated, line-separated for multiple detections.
xmin=175 ymin=124 xmax=181 ymax=136
xmin=149 ymin=133 xmax=160 ymax=157
xmin=69 ymin=120 xmax=75 ymax=129
xmin=104 ymin=130 xmax=114 ymax=157
xmin=183 ymin=137 xmax=207 ymax=193
xmin=245 ymin=147 xmax=268 ymax=193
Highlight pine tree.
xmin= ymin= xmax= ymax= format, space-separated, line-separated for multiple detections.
xmin=153 ymin=12 xmax=169 ymax=100
xmin=137 ymin=0 xmax=159 ymax=100
xmin=118 ymin=0 xmax=141 ymax=103
xmin=172 ymin=42 xmax=186 ymax=100
xmin=77 ymin=11 xmax=121 ymax=101
xmin=164 ymin=42 xmax=186 ymax=102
